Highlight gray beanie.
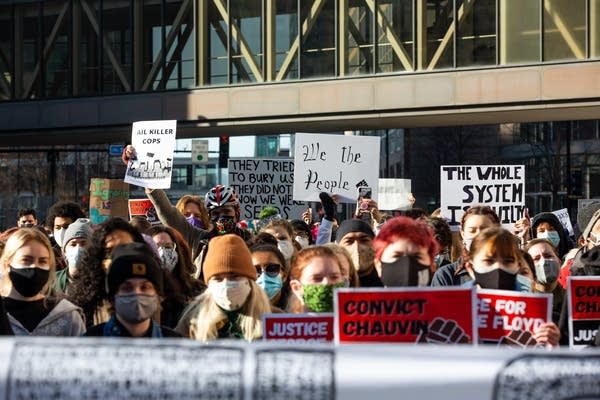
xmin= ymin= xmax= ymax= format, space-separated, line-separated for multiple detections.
xmin=62 ymin=218 xmax=93 ymax=251
xmin=577 ymin=202 xmax=600 ymax=238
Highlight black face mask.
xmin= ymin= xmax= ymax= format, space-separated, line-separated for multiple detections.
xmin=9 ymin=267 xmax=50 ymax=297
xmin=380 ymin=256 xmax=430 ymax=287
xmin=473 ymin=268 xmax=516 ymax=290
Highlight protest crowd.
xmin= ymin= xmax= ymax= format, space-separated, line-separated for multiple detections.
xmin=0 ymin=143 xmax=599 ymax=352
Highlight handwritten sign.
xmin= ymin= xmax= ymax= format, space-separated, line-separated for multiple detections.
xmin=293 ymin=133 xmax=380 ymax=203
xmin=477 ymin=290 xmax=551 ymax=345
xmin=124 ymin=120 xmax=177 ymax=189
xmin=377 ymin=179 xmax=411 ymax=210
xmin=567 ymin=276 xmax=600 ymax=349
xmin=552 ymin=208 xmax=574 ymax=238
xmin=334 ymin=287 xmax=476 ymax=344
xmin=128 ymin=199 xmax=160 ymax=225
xmin=263 ymin=313 xmax=334 ymax=343
xmin=89 ymin=178 xmax=129 ymax=224
xmin=440 ymin=165 xmax=526 ymax=229
xmin=228 ymin=158 xmax=306 ymax=219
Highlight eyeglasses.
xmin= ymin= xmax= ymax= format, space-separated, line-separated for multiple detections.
xmin=255 ymin=263 xmax=282 ymax=278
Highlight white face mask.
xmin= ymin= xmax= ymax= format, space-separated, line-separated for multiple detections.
xmin=295 ymin=236 xmax=310 ymax=249
xmin=158 ymin=247 xmax=179 ymax=272
xmin=277 ymin=240 xmax=295 ymax=261
xmin=209 ymin=278 xmax=251 ymax=311
xmin=65 ymin=245 xmax=84 ymax=269
xmin=54 ymin=228 xmax=67 ymax=248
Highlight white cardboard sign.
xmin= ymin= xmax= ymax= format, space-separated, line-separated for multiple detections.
xmin=293 ymin=133 xmax=380 ymax=203
xmin=124 ymin=120 xmax=177 ymax=189
xmin=378 ymin=179 xmax=411 ymax=210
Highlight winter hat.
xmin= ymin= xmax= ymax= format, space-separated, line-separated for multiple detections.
xmin=107 ymin=242 xmax=163 ymax=296
xmin=578 ymin=202 xmax=600 ymax=239
xmin=335 ymin=219 xmax=375 ymax=243
xmin=62 ymin=218 xmax=93 ymax=251
xmin=202 ymin=234 xmax=256 ymax=284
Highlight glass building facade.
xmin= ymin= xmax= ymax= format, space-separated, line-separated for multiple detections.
xmin=1 ymin=0 xmax=599 ymax=100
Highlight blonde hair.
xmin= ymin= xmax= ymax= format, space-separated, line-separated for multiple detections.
xmin=324 ymin=243 xmax=360 ymax=287
xmin=189 ymin=279 xmax=272 ymax=342
xmin=0 ymin=228 xmax=56 ymax=297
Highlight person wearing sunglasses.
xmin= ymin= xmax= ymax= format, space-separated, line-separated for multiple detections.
xmin=250 ymin=243 xmax=290 ymax=312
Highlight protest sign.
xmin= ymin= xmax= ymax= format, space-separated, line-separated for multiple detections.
xmin=128 ymin=199 xmax=160 ymax=225
xmin=293 ymin=133 xmax=380 ymax=203
xmin=567 ymin=276 xmax=600 ymax=349
xmin=552 ymin=208 xmax=574 ymax=238
xmin=476 ymin=290 xmax=551 ymax=346
xmin=89 ymin=178 xmax=129 ymax=224
xmin=228 ymin=158 xmax=306 ymax=219
xmin=263 ymin=313 xmax=334 ymax=343
xmin=440 ymin=165 xmax=525 ymax=229
xmin=334 ymin=287 xmax=476 ymax=344
xmin=378 ymin=179 xmax=411 ymax=210
xmin=124 ymin=120 xmax=177 ymax=189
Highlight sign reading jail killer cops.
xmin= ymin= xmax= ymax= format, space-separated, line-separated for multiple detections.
xmin=293 ymin=133 xmax=381 ymax=203
xmin=263 ymin=313 xmax=334 ymax=343
xmin=89 ymin=178 xmax=129 ymax=224
xmin=477 ymin=290 xmax=552 ymax=345
xmin=440 ymin=165 xmax=525 ymax=229
xmin=334 ymin=287 xmax=476 ymax=344
xmin=567 ymin=276 xmax=600 ymax=349
xmin=128 ymin=199 xmax=160 ymax=225
xmin=124 ymin=120 xmax=177 ymax=189
xmin=228 ymin=158 xmax=306 ymax=220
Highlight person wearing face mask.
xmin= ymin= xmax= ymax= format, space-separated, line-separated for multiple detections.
xmin=52 ymin=218 xmax=93 ymax=294
xmin=45 ymin=201 xmax=87 ymax=271
xmin=85 ymin=242 xmax=180 ymax=337
xmin=175 ymin=194 xmax=211 ymax=230
xmin=259 ymin=218 xmax=297 ymax=265
xmin=531 ymin=212 xmax=572 ymax=260
xmin=289 ymin=246 xmax=346 ymax=313
xmin=17 ymin=208 xmax=38 ymax=228
xmin=524 ymin=239 xmax=564 ymax=324
xmin=466 ymin=227 xmax=561 ymax=347
xmin=1 ymin=228 xmax=85 ymax=336
xmin=250 ymin=243 xmax=290 ymax=310
xmin=336 ymin=219 xmax=381 ymax=287
xmin=372 ymin=217 xmax=439 ymax=287
xmin=176 ymin=234 xmax=273 ymax=340
xmin=147 ymin=225 xmax=205 ymax=328
xmin=290 ymin=219 xmax=314 ymax=250
xmin=431 ymin=205 xmax=501 ymax=287
xmin=324 ymin=243 xmax=360 ymax=288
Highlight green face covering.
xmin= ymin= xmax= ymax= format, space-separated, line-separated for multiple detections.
xmin=302 ymin=282 xmax=346 ymax=313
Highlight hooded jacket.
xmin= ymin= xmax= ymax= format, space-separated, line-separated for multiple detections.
xmin=8 ymin=298 xmax=86 ymax=336
xmin=531 ymin=212 xmax=572 ymax=260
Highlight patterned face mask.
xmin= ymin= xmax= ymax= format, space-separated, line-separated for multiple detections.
xmin=212 ymin=216 xmax=236 ymax=235
xmin=158 ymin=247 xmax=179 ymax=272
xmin=302 ymin=282 xmax=346 ymax=313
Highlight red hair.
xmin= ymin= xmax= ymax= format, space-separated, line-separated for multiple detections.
xmin=373 ymin=216 xmax=440 ymax=269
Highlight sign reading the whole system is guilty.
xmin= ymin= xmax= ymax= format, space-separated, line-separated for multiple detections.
xmin=293 ymin=133 xmax=381 ymax=203
xmin=334 ymin=287 xmax=476 ymax=344
xmin=440 ymin=165 xmax=525 ymax=229
xmin=124 ymin=120 xmax=177 ymax=189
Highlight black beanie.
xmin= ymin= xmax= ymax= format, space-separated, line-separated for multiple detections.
xmin=335 ymin=219 xmax=375 ymax=243
xmin=107 ymin=242 xmax=164 ymax=296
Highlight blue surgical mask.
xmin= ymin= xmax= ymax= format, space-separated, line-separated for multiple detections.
xmin=538 ymin=231 xmax=560 ymax=248
xmin=65 ymin=245 xmax=84 ymax=269
xmin=256 ymin=273 xmax=283 ymax=300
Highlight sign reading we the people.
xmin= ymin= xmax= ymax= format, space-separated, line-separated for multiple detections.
xmin=334 ymin=287 xmax=476 ymax=344
xmin=567 ymin=276 xmax=600 ymax=349
xmin=228 ymin=158 xmax=306 ymax=220
xmin=440 ymin=165 xmax=525 ymax=229
xmin=124 ymin=120 xmax=177 ymax=189
xmin=477 ymin=290 xmax=551 ymax=346
xmin=263 ymin=313 xmax=334 ymax=343
xmin=293 ymin=133 xmax=380 ymax=203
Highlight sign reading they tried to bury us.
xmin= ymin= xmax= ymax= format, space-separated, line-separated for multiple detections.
xmin=228 ymin=158 xmax=306 ymax=220
xmin=293 ymin=133 xmax=381 ymax=203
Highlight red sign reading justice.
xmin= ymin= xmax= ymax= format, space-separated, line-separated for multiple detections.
xmin=335 ymin=288 xmax=476 ymax=344
xmin=476 ymin=290 xmax=551 ymax=344
xmin=263 ymin=314 xmax=334 ymax=343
